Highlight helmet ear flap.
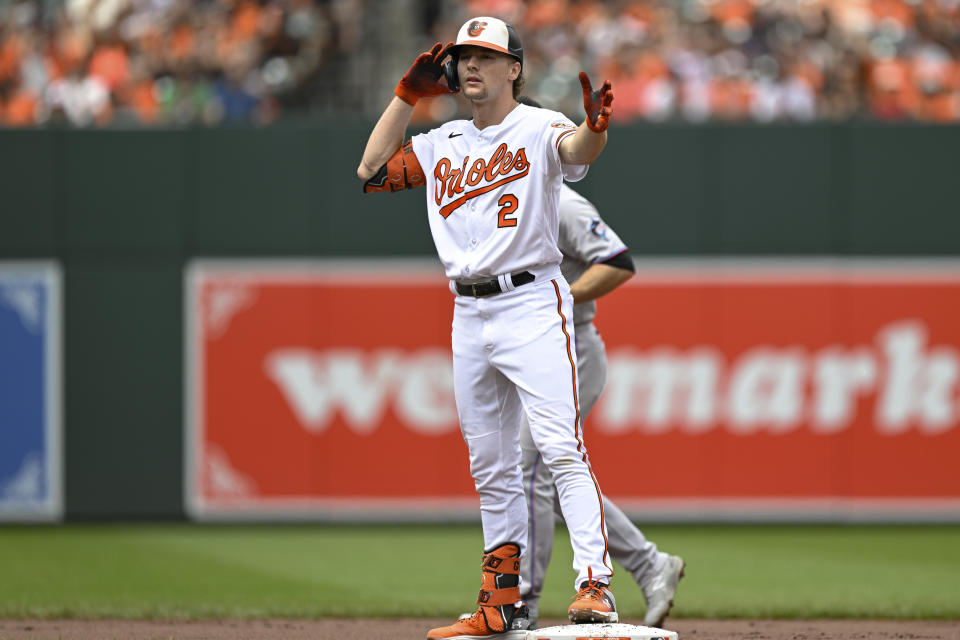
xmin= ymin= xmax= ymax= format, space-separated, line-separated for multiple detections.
xmin=444 ymin=56 xmax=460 ymax=92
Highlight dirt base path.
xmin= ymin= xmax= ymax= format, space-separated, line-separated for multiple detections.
xmin=1 ymin=618 xmax=957 ymax=640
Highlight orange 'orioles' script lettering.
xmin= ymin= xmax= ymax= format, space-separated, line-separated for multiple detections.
xmin=434 ymin=144 xmax=530 ymax=218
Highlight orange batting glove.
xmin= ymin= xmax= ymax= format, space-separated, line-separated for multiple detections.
xmin=579 ymin=71 xmax=614 ymax=133
xmin=395 ymin=42 xmax=457 ymax=106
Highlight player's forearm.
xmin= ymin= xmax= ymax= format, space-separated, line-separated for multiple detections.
xmin=357 ymin=97 xmax=416 ymax=181
xmin=558 ymin=121 xmax=607 ymax=166
xmin=569 ymin=262 xmax=633 ymax=304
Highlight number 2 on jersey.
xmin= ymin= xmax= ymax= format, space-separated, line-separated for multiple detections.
xmin=497 ymin=194 xmax=519 ymax=228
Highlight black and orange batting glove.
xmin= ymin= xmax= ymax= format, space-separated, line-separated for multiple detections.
xmin=579 ymin=71 xmax=614 ymax=133
xmin=395 ymin=42 xmax=457 ymax=106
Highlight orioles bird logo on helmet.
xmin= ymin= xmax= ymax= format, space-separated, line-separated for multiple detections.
xmin=467 ymin=20 xmax=487 ymax=36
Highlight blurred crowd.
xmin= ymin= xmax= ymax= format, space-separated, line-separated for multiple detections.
xmin=430 ymin=0 xmax=960 ymax=123
xmin=1 ymin=0 xmax=959 ymax=127
xmin=0 ymin=0 xmax=362 ymax=127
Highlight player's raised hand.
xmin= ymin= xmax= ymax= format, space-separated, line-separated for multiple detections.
xmin=395 ymin=42 xmax=457 ymax=105
xmin=579 ymin=71 xmax=613 ymax=133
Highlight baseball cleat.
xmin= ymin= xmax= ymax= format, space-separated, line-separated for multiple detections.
xmin=567 ymin=569 xmax=618 ymax=623
xmin=429 ymin=604 xmax=531 ymax=639
xmin=428 ymin=543 xmax=530 ymax=639
xmin=642 ymin=554 xmax=685 ymax=628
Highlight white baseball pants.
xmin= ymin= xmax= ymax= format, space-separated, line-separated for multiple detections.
xmin=519 ymin=322 xmax=665 ymax=618
xmin=451 ymin=266 xmax=612 ymax=589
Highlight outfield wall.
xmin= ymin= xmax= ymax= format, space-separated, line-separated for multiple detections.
xmin=0 ymin=123 xmax=958 ymax=520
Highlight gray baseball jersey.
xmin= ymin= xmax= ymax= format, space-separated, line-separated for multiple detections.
xmin=556 ymin=184 xmax=630 ymax=327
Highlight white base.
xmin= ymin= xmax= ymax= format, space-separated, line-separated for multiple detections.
xmin=527 ymin=623 xmax=678 ymax=640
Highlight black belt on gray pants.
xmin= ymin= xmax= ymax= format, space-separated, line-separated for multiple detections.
xmin=455 ymin=270 xmax=535 ymax=297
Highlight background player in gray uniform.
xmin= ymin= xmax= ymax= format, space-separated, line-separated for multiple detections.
xmin=510 ymin=102 xmax=685 ymax=626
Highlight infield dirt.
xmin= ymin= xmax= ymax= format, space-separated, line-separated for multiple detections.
xmin=1 ymin=618 xmax=958 ymax=640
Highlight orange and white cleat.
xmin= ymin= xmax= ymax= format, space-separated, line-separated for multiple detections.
xmin=427 ymin=543 xmax=532 ymax=639
xmin=428 ymin=603 xmax=531 ymax=639
xmin=568 ymin=568 xmax=618 ymax=624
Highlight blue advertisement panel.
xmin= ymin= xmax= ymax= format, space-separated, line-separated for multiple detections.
xmin=0 ymin=262 xmax=62 ymax=521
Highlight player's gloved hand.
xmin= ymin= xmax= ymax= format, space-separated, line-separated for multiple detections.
xmin=395 ymin=42 xmax=457 ymax=106
xmin=579 ymin=71 xmax=614 ymax=133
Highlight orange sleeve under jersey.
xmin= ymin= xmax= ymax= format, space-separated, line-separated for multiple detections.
xmin=362 ymin=140 xmax=426 ymax=193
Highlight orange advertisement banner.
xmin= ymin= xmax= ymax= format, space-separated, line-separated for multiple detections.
xmin=185 ymin=259 xmax=960 ymax=520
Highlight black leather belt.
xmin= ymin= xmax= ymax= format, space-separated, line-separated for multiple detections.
xmin=455 ymin=271 xmax=535 ymax=297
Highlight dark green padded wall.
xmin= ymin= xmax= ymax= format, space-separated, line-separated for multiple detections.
xmin=0 ymin=123 xmax=956 ymax=518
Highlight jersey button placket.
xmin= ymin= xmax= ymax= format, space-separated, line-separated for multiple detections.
xmin=468 ymin=201 xmax=479 ymax=250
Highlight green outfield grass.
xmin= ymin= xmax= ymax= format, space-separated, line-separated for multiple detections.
xmin=0 ymin=524 xmax=957 ymax=620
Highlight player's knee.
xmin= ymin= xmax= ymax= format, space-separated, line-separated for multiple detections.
xmin=543 ymin=454 xmax=579 ymax=469
xmin=540 ymin=452 xmax=592 ymax=483
xmin=527 ymin=435 xmax=579 ymax=470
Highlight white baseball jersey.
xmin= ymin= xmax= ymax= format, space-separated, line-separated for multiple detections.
xmin=408 ymin=103 xmax=613 ymax=589
xmin=557 ymin=184 xmax=630 ymax=326
xmin=410 ymin=103 xmax=588 ymax=282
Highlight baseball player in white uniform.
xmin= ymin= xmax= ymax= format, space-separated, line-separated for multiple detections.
xmin=358 ymin=16 xmax=616 ymax=640
xmin=506 ymin=98 xmax=686 ymax=624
